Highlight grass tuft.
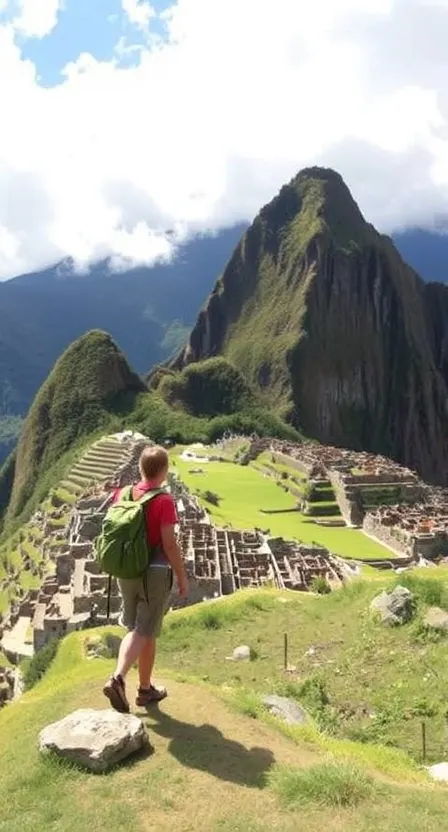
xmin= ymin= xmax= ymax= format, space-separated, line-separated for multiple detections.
xmin=269 ymin=758 xmax=376 ymax=808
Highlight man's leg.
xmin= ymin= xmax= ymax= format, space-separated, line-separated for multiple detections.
xmin=136 ymin=638 xmax=167 ymax=704
xmin=103 ymin=629 xmax=147 ymax=713
xmin=103 ymin=578 xmax=144 ymax=714
xmin=135 ymin=570 xmax=172 ymax=705
xmin=138 ymin=637 xmax=156 ymax=689
xmin=116 ymin=629 xmax=147 ymax=679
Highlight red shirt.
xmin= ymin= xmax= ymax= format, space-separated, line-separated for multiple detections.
xmin=113 ymin=482 xmax=178 ymax=565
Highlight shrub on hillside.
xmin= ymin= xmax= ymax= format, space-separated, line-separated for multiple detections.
xmin=22 ymin=638 xmax=59 ymax=691
xmin=202 ymin=490 xmax=220 ymax=506
xmin=310 ymin=575 xmax=331 ymax=595
xmin=158 ymin=357 xmax=254 ymax=417
xmin=392 ymin=574 xmax=448 ymax=611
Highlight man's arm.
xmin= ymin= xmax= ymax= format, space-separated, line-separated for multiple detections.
xmin=161 ymin=524 xmax=189 ymax=598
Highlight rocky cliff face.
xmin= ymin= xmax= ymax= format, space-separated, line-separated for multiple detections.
xmin=172 ymin=168 xmax=448 ymax=485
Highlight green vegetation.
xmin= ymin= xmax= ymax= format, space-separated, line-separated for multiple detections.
xmin=7 ymin=330 xmax=145 ymax=521
xmin=22 ymin=638 xmax=59 ymax=691
xmin=185 ymin=169 xmax=375 ymax=415
xmin=0 ymin=451 xmax=16 ymax=522
xmin=0 ymin=649 xmax=12 ymax=667
xmin=359 ymin=485 xmax=403 ymax=509
xmin=158 ymin=357 xmax=255 ymax=417
xmin=270 ymin=760 xmax=376 ymax=808
xmin=157 ymin=584 xmax=448 ymax=763
xmin=0 ymin=225 xmax=243 ymax=462
xmin=2 ymin=329 xmax=300 ymax=532
xmin=3 ymin=593 xmax=448 ymax=830
xmin=171 ymin=453 xmax=392 ymax=559
xmin=0 ymin=415 xmax=23 ymax=466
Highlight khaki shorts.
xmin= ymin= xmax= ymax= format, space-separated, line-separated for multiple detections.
xmin=118 ymin=567 xmax=173 ymax=638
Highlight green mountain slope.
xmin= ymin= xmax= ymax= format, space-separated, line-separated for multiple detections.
xmin=0 ymin=226 xmax=245 ymax=464
xmin=1 ymin=331 xmax=299 ymax=526
xmin=171 ymin=167 xmax=448 ymax=485
xmin=6 ymin=330 xmax=145 ymax=521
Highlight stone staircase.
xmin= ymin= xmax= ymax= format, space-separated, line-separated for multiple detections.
xmin=60 ymin=437 xmax=137 ymax=495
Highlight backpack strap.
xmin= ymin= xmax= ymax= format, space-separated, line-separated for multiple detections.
xmin=119 ymin=485 xmax=166 ymax=504
xmin=120 ymin=484 xmax=133 ymax=502
xmin=138 ymin=487 xmax=166 ymax=505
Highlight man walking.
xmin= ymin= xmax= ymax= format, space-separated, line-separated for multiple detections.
xmin=103 ymin=445 xmax=188 ymax=713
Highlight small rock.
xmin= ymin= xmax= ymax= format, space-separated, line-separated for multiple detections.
xmin=427 ymin=762 xmax=448 ymax=783
xmin=423 ymin=607 xmax=448 ymax=632
xmin=39 ymin=709 xmax=148 ymax=772
xmin=305 ymin=646 xmax=316 ymax=657
xmin=262 ymin=695 xmax=308 ymax=725
xmin=232 ymin=645 xmax=251 ymax=661
xmin=370 ymin=585 xmax=415 ymax=626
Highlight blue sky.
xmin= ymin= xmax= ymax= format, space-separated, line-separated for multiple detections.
xmin=3 ymin=0 xmax=174 ymax=86
xmin=0 ymin=0 xmax=447 ymax=280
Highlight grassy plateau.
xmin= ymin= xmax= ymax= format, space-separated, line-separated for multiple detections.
xmin=2 ymin=588 xmax=448 ymax=831
xmin=170 ymin=449 xmax=393 ymax=560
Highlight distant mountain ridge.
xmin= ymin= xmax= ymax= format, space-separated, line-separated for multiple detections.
xmin=168 ymin=167 xmax=448 ymax=485
xmin=0 ymin=191 xmax=447 ymax=470
xmin=0 ymin=225 xmax=245 ymax=461
xmin=392 ymin=228 xmax=448 ymax=284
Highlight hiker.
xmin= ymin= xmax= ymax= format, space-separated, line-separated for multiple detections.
xmin=102 ymin=445 xmax=189 ymax=713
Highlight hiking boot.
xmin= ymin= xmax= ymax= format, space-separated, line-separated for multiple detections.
xmin=103 ymin=674 xmax=130 ymax=713
xmin=136 ymin=684 xmax=168 ymax=707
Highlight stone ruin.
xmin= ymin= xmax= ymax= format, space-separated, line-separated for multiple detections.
xmin=363 ymin=495 xmax=448 ymax=561
xmin=242 ymin=438 xmax=425 ymax=530
xmin=1 ymin=433 xmax=353 ymax=665
xmin=238 ymin=436 xmax=448 ymax=561
xmin=0 ymin=433 xmax=149 ymax=665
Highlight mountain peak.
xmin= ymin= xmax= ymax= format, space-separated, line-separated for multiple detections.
xmin=171 ymin=168 xmax=448 ymax=485
xmin=255 ymin=166 xmax=369 ymax=257
xmin=7 ymin=330 xmax=145 ymax=519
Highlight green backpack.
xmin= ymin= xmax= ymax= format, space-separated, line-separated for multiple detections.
xmin=95 ymin=485 xmax=165 ymax=581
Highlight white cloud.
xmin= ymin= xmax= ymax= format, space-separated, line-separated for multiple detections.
xmin=1 ymin=0 xmax=448 ymax=279
xmin=13 ymin=0 xmax=63 ymax=39
xmin=122 ymin=0 xmax=155 ymax=31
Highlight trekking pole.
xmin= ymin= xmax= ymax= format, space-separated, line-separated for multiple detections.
xmin=106 ymin=575 xmax=112 ymax=623
xmin=421 ymin=721 xmax=427 ymax=762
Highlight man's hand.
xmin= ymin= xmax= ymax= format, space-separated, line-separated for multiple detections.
xmin=178 ymin=575 xmax=189 ymax=599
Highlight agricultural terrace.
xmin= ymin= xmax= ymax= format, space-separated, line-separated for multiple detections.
xmin=170 ymin=449 xmax=392 ymax=561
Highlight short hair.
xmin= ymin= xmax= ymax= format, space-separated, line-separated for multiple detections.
xmin=139 ymin=445 xmax=169 ymax=480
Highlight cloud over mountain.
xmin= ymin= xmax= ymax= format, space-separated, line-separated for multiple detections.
xmin=0 ymin=0 xmax=448 ymax=279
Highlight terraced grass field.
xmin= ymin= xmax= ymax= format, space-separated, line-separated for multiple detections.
xmin=171 ymin=453 xmax=393 ymax=560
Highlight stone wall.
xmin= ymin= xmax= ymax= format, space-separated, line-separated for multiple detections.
xmin=329 ymin=472 xmax=364 ymax=526
xmin=363 ymin=514 xmax=411 ymax=557
xmin=363 ymin=499 xmax=448 ymax=561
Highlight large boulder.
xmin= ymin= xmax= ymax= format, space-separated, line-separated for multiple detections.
xmin=39 ymin=709 xmax=148 ymax=772
xmin=262 ymin=695 xmax=308 ymax=725
xmin=427 ymin=763 xmax=448 ymax=783
xmin=370 ymin=585 xmax=415 ymax=626
xmin=423 ymin=607 xmax=448 ymax=632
